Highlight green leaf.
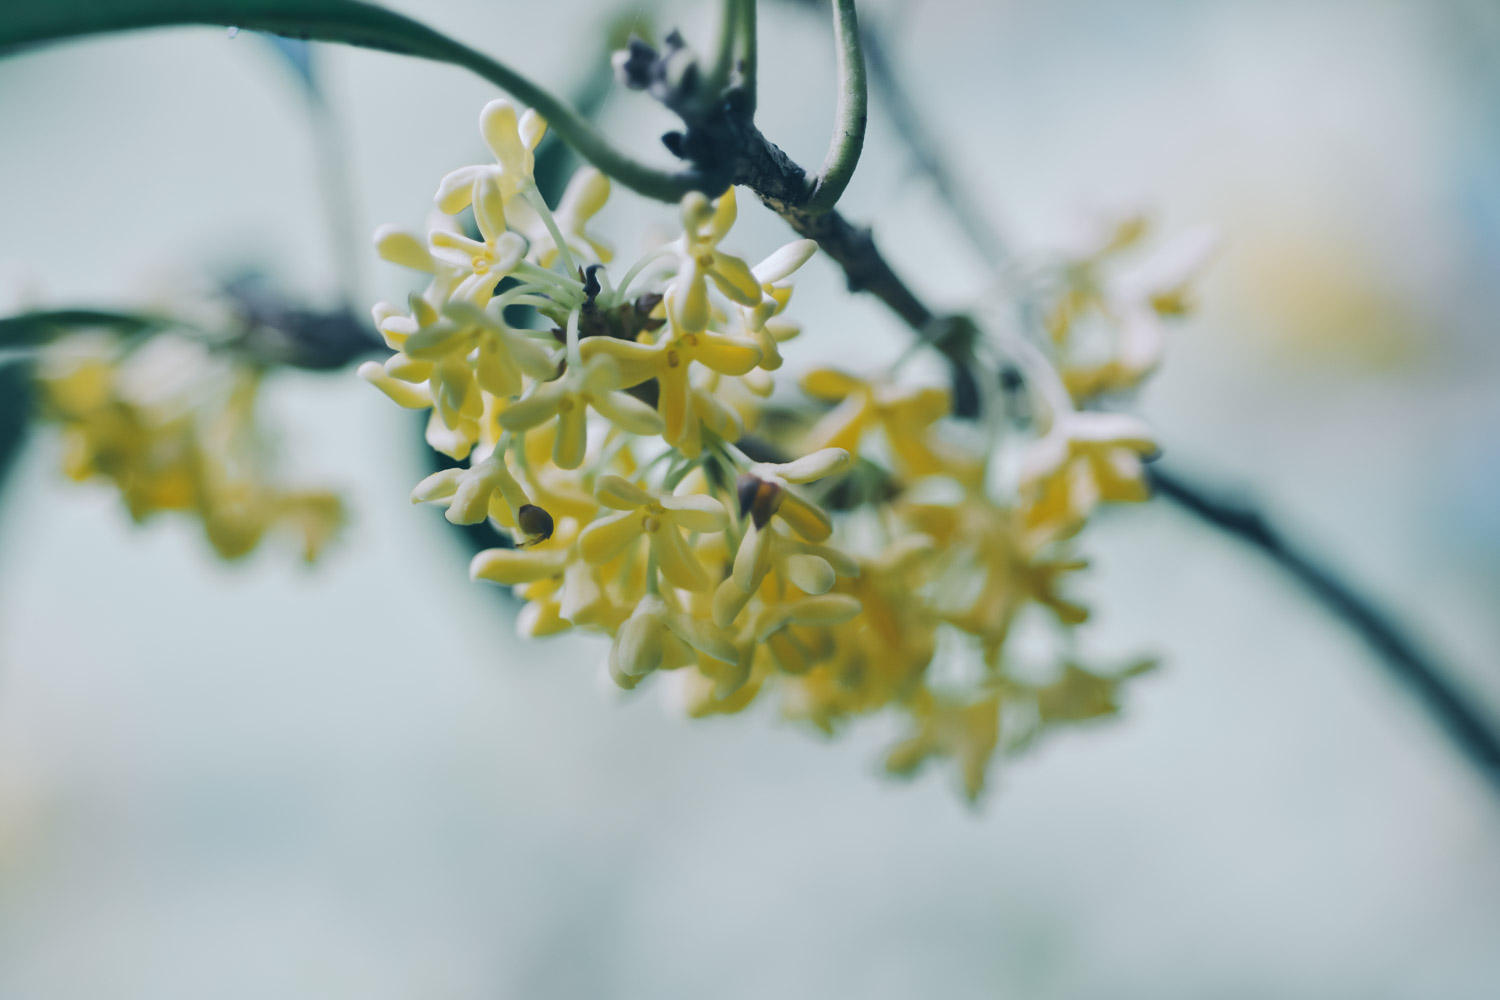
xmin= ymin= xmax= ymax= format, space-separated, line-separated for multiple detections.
xmin=0 ymin=0 xmax=708 ymax=202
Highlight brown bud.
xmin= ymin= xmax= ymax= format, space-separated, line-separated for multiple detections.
xmin=515 ymin=504 xmax=555 ymax=547
xmin=736 ymin=474 xmax=783 ymax=529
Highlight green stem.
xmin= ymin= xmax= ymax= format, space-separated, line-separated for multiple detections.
xmin=513 ymin=260 xmax=582 ymax=301
xmin=737 ymin=0 xmax=758 ymax=115
xmin=610 ymin=245 xmax=675 ymax=305
xmin=803 ymin=0 xmax=867 ymax=214
xmin=701 ymin=0 xmax=739 ymax=106
xmin=0 ymin=0 xmax=708 ymax=202
xmin=564 ymin=308 xmax=581 ymax=372
xmin=522 ymin=185 xmax=579 ymax=278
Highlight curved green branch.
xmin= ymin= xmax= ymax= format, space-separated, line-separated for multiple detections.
xmin=701 ymin=0 xmax=740 ymax=105
xmin=0 ymin=309 xmax=174 ymax=348
xmin=0 ymin=0 xmax=707 ymax=202
xmin=737 ymin=0 xmax=758 ymax=116
xmin=804 ymin=0 xmax=867 ymax=214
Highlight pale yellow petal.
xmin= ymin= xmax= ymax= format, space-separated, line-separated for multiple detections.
xmin=552 ymin=398 xmax=588 ymax=469
xmin=776 ymin=490 xmax=832 ymax=542
xmin=594 ymin=474 xmax=654 ymax=510
xmin=473 ymin=173 xmax=508 ymax=243
xmin=770 ymin=447 xmax=849 ymax=484
xmin=691 ymin=332 xmax=761 ymax=376
xmin=359 ymin=362 xmax=432 ymax=409
xmin=785 ymin=593 xmax=861 ymax=627
xmin=591 ymin=389 xmax=664 ymax=435
xmin=782 ymin=553 xmax=835 ymax=595
xmin=659 ymin=493 xmax=728 ymax=533
xmin=732 ymin=521 xmax=773 ymax=592
xmin=578 ymin=337 xmax=665 ymax=388
xmin=650 ymin=525 xmax=710 ymax=592
xmin=800 ymin=367 xmax=864 ymax=401
xmin=579 ymin=509 xmax=645 ymax=563
xmin=373 ymin=225 xmax=433 ymax=272
xmin=752 ymin=239 xmax=818 ymax=284
xmin=495 ymin=385 xmax=564 ymax=430
xmin=713 ymin=576 xmax=753 ymax=629
xmin=435 ymin=164 xmax=487 ymax=213
xmin=469 ymin=547 xmax=568 ymax=585
xmin=707 ymin=251 xmax=763 ymax=305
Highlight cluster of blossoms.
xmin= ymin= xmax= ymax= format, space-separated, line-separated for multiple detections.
xmin=362 ymin=99 xmax=1205 ymax=799
xmin=36 ymin=331 xmax=344 ymax=561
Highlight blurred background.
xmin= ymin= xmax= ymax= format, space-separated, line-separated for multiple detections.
xmin=2 ymin=0 xmax=1499 ymax=996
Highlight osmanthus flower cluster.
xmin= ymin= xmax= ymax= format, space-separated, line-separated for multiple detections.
xmin=1041 ymin=211 xmax=1218 ymax=405
xmin=363 ymin=99 xmax=1195 ymax=800
xmin=35 ymin=332 xmax=344 ymax=562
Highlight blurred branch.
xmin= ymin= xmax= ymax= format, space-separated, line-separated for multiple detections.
xmin=1149 ymin=463 xmax=1500 ymax=796
xmin=0 ymin=308 xmax=178 ymax=347
xmin=0 ymin=364 xmax=32 ymax=495
xmin=0 ymin=295 xmax=379 ymax=372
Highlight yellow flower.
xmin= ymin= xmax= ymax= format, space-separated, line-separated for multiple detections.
xmin=37 ymin=332 xmax=343 ymax=563
xmin=578 ymin=475 xmax=728 ymax=592
xmin=607 ymin=593 xmax=739 ymax=689
xmin=456 ymin=301 xmax=560 ymax=394
xmin=900 ymin=496 xmax=1090 ymax=666
xmin=434 ymin=99 xmax=548 ymax=212
xmin=713 ymin=448 xmax=852 ymax=625
xmin=800 ymin=370 xmax=962 ymax=480
xmin=1033 ymin=659 xmax=1155 ymax=725
xmin=427 ymin=174 xmax=530 ymax=303
xmin=1019 ymin=410 xmax=1157 ymax=547
xmin=410 ymin=449 xmax=532 ymax=527
xmin=665 ymin=187 xmax=764 ymax=333
xmin=885 ymin=690 xmax=1003 ymax=802
xmin=470 ymin=518 xmax=634 ymax=639
xmin=751 ymin=594 xmax=862 ymax=674
xmin=495 ymin=354 xmax=662 ymax=469
xmin=580 ymin=328 xmax=761 ymax=452
xmin=1046 ymin=215 xmax=1217 ymax=401
xmin=738 ymin=240 xmax=818 ymax=369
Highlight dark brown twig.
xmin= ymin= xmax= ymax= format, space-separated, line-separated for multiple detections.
xmin=1148 ymin=464 xmax=1500 ymax=795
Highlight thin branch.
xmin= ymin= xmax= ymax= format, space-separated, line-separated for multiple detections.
xmin=0 ymin=309 xmax=175 ymax=347
xmin=1149 ymin=463 xmax=1500 ymax=795
xmin=804 ymin=0 xmax=867 ymax=214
